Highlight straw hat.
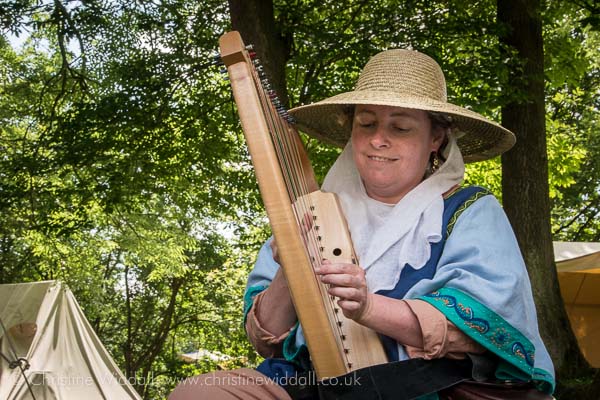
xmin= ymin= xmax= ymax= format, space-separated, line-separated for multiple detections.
xmin=289 ymin=49 xmax=515 ymax=163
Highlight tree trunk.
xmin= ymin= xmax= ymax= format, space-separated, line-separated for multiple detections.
xmin=497 ymin=0 xmax=589 ymax=379
xmin=228 ymin=0 xmax=290 ymax=105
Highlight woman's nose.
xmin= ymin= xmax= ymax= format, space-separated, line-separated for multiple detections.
xmin=370 ymin=127 xmax=390 ymax=148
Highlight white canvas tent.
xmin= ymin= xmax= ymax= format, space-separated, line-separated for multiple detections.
xmin=555 ymin=241 xmax=600 ymax=368
xmin=0 ymin=280 xmax=141 ymax=399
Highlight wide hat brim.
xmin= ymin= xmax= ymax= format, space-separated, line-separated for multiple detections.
xmin=289 ymin=90 xmax=516 ymax=163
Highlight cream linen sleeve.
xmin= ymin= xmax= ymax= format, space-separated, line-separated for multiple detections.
xmin=403 ymin=299 xmax=485 ymax=360
xmin=245 ymin=290 xmax=294 ymax=358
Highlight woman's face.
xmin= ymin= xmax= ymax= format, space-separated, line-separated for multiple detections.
xmin=351 ymin=105 xmax=444 ymax=204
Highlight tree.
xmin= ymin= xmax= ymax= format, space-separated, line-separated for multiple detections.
xmin=228 ymin=0 xmax=291 ymax=106
xmin=0 ymin=1 xmax=259 ymax=397
xmin=497 ymin=0 xmax=591 ymax=381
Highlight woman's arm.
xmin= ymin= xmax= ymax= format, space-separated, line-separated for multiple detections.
xmin=316 ymin=261 xmax=422 ymax=348
xmin=254 ymin=267 xmax=297 ymax=336
xmin=244 ymin=239 xmax=298 ymax=357
xmin=317 ymin=261 xmax=484 ymax=357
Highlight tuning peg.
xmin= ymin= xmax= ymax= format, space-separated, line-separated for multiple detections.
xmin=211 ymin=52 xmax=223 ymax=66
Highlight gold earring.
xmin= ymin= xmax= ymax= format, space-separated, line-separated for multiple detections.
xmin=431 ymin=151 xmax=440 ymax=173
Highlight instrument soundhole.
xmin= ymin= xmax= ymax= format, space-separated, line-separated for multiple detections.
xmin=333 ymin=248 xmax=342 ymax=256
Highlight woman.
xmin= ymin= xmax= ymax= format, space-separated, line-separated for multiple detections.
xmin=170 ymin=49 xmax=555 ymax=399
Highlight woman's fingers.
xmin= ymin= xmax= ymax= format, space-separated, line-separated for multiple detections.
xmin=320 ymin=272 xmax=363 ymax=288
xmin=315 ymin=261 xmax=370 ymax=320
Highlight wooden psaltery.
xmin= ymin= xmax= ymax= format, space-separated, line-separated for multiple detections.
xmin=219 ymin=31 xmax=387 ymax=380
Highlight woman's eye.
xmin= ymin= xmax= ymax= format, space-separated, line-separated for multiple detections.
xmin=357 ymin=121 xmax=375 ymax=128
xmin=393 ymin=126 xmax=409 ymax=133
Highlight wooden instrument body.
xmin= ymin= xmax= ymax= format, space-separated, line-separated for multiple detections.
xmin=219 ymin=31 xmax=387 ymax=380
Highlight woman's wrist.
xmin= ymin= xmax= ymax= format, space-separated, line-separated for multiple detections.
xmin=354 ymin=292 xmax=375 ymax=325
xmin=355 ymin=294 xmax=424 ymax=348
xmin=258 ymin=269 xmax=297 ymax=335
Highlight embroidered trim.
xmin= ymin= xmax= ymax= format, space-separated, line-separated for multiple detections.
xmin=446 ymin=188 xmax=492 ymax=237
xmin=420 ymin=288 xmax=536 ymax=374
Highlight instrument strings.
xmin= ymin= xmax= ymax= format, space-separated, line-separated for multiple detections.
xmin=249 ymin=60 xmax=352 ymax=366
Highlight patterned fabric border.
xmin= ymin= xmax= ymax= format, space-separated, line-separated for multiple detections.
xmin=446 ymin=188 xmax=492 ymax=237
xmin=420 ymin=288 xmax=536 ymax=376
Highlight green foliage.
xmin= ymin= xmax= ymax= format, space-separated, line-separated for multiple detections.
xmin=0 ymin=1 xmax=259 ymax=398
xmin=546 ymin=117 xmax=586 ymax=200
xmin=465 ymin=159 xmax=502 ymax=199
xmin=544 ymin=1 xmax=600 ymax=241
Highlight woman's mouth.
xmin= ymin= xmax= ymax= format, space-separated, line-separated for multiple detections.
xmin=368 ymin=155 xmax=397 ymax=162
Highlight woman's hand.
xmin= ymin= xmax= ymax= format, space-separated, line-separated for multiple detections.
xmin=270 ymin=212 xmax=314 ymax=265
xmin=269 ymin=238 xmax=281 ymax=264
xmin=315 ymin=260 xmax=372 ymax=322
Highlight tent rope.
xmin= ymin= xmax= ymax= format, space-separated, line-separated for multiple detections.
xmin=9 ymin=357 xmax=31 ymax=370
xmin=0 ymin=317 xmax=37 ymax=400
xmin=0 ymin=351 xmax=30 ymax=370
